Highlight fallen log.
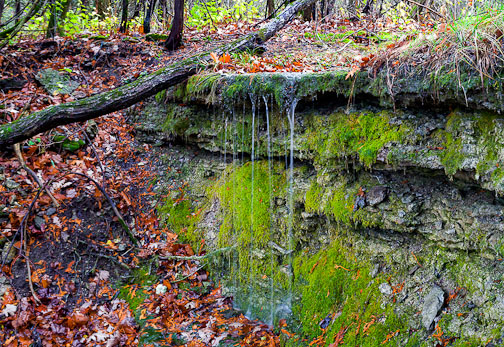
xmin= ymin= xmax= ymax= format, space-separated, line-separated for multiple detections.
xmin=0 ymin=0 xmax=316 ymax=148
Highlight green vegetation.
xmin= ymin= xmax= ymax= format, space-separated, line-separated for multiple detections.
xmin=25 ymin=3 xmax=118 ymax=38
xmin=292 ymin=237 xmax=414 ymax=346
xmin=52 ymin=134 xmax=85 ymax=152
xmin=304 ymin=110 xmax=407 ymax=168
xmin=187 ymin=0 xmax=259 ymax=29
xmin=211 ymin=161 xmax=287 ymax=282
xmin=158 ymin=190 xmax=202 ymax=245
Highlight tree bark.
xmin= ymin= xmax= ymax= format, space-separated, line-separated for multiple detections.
xmin=120 ymin=0 xmax=129 ymax=33
xmin=363 ymin=0 xmax=374 ymax=14
xmin=266 ymin=0 xmax=275 ymax=18
xmin=0 ymin=0 xmax=5 ymax=25
xmin=14 ymin=0 xmax=21 ymax=25
xmin=164 ymin=0 xmax=183 ymax=50
xmin=0 ymin=0 xmax=46 ymax=48
xmin=132 ymin=0 xmax=142 ymax=20
xmin=0 ymin=0 xmax=317 ymax=148
xmin=346 ymin=0 xmax=357 ymax=20
xmin=143 ymin=0 xmax=157 ymax=34
xmin=96 ymin=0 xmax=110 ymax=19
xmin=46 ymin=0 xmax=71 ymax=38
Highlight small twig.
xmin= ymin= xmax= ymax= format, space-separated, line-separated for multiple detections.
xmin=201 ymin=1 xmax=218 ymax=31
xmin=403 ymin=0 xmax=445 ymax=20
xmin=14 ymin=143 xmax=60 ymax=207
xmin=79 ymin=125 xmax=106 ymax=189
xmin=253 ymin=0 xmax=290 ymax=28
xmin=23 ymin=254 xmax=41 ymax=304
xmin=68 ymin=172 xmax=138 ymax=246
xmin=86 ymin=251 xmax=131 ymax=270
xmin=159 ymin=245 xmax=235 ymax=261
xmin=172 ymin=264 xmax=206 ymax=283
xmin=1 ymin=183 xmax=44 ymax=269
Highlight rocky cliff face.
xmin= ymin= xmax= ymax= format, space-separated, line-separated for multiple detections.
xmin=133 ymin=71 xmax=504 ymax=346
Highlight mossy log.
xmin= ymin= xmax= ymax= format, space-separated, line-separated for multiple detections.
xmin=0 ymin=0 xmax=317 ymax=149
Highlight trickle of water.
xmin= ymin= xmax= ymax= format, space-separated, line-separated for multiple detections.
xmin=248 ymin=94 xmax=257 ymax=316
xmin=224 ymin=116 xmax=228 ymax=164
xmin=286 ymin=98 xmax=299 ymax=311
xmin=263 ymin=95 xmax=275 ymax=326
xmin=242 ymin=103 xmax=246 ymax=163
xmin=231 ymin=109 xmax=237 ymax=293
xmin=250 ymin=94 xmax=256 ymax=234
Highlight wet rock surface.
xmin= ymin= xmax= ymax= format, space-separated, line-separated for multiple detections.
xmin=134 ymin=72 xmax=504 ymax=345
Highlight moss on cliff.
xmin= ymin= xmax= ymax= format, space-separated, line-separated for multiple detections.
xmin=210 ymin=160 xmax=287 ymax=283
xmin=292 ymin=237 xmax=413 ymax=346
xmin=304 ymin=110 xmax=408 ymax=168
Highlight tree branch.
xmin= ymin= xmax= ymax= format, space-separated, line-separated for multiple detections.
xmin=0 ymin=0 xmax=317 ymax=148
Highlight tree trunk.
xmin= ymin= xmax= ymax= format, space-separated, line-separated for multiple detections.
xmin=160 ymin=0 xmax=168 ymax=28
xmin=363 ymin=0 xmax=374 ymax=14
xmin=132 ymin=0 xmax=142 ymax=20
xmin=346 ymin=0 xmax=357 ymax=20
xmin=302 ymin=5 xmax=313 ymax=21
xmin=0 ymin=0 xmax=46 ymax=48
xmin=96 ymin=0 xmax=110 ymax=19
xmin=120 ymin=0 xmax=129 ymax=33
xmin=0 ymin=0 xmax=317 ymax=148
xmin=46 ymin=0 xmax=71 ymax=38
xmin=14 ymin=0 xmax=21 ymax=25
xmin=266 ymin=0 xmax=274 ymax=18
xmin=46 ymin=0 xmax=57 ymax=38
xmin=143 ymin=0 xmax=157 ymax=34
xmin=164 ymin=0 xmax=183 ymax=50
xmin=0 ymin=0 xmax=5 ymax=25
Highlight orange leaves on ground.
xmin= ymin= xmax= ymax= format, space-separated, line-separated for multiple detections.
xmin=362 ymin=315 xmax=376 ymax=334
xmin=334 ymin=264 xmax=350 ymax=271
xmin=328 ymin=325 xmax=347 ymax=346
xmin=67 ymin=311 xmax=89 ymax=329
xmin=446 ymin=287 xmax=461 ymax=304
xmin=64 ymin=260 xmax=76 ymax=273
xmin=381 ymin=329 xmax=400 ymax=344
xmin=219 ymin=53 xmax=231 ymax=63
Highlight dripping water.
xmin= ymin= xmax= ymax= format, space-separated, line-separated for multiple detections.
xmin=231 ymin=107 xmax=238 ymax=296
xmin=286 ymin=98 xmax=298 ymax=313
xmin=242 ymin=102 xmax=246 ymax=163
xmin=246 ymin=94 xmax=257 ymax=318
xmin=224 ymin=116 xmax=228 ymax=164
xmin=263 ymin=94 xmax=275 ymax=326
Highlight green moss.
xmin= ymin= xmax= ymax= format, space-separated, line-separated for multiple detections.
xmin=305 ymin=181 xmax=324 ymax=213
xmin=438 ymin=112 xmax=466 ymax=176
xmin=304 ymin=110 xmax=407 ymax=168
xmin=52 ymin=134 xmax=85 ymax=152
xmin=292 ymin=237 xmax=413 ymax=345
xmin=155 ymin=89 xmax=167 ymax=103
xmin=211 ymin=161 xmax=287 ymax=282
xmin=185 ymin=74 xmax=222 ymax=103
xmin=158 ymin=192 xmax=203 ymax=245
xmin=145 ymin=33 xmax=169 ymax=41
xmin=305 ymin=176 xmax=383 ymax=229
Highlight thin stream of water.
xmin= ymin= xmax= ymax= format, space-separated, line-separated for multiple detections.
xmin=224 ymin=116 xmax=228 ymax=164
xmin=263 ymin=95 xmax=275 ymax=326
xmin=286 ymin=98 xmax=298 ymax=310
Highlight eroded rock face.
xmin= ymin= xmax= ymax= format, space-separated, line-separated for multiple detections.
xmin=135 ymin=72 xmax=504 ymax=345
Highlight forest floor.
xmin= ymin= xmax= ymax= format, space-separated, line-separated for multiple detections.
xmin=0 ymin=11 xmax=488 ymax=346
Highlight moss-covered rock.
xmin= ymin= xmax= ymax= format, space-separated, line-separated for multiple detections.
xmin=135 ymin=70 xmax=504 ymax=345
